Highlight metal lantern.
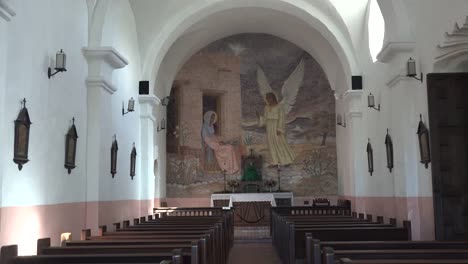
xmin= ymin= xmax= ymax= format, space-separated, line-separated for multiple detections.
xmin=110 ymin=135 xmax=118 ymax=178
xmin=367 ymin=139 xmax=374 ymax=176
xmin=417 ymin=114 xmax=431 ymax=168
xmin=368 ymin=93 xmax=380 ymax=111
xmin=130 ymin=143 xmax=137 ymax=180
xmin=336 ymin=114 xmax=342 ymax=125
xmin=406 ymin=57 xmax=423 ymax=82
xmin=122 ymin=97 xmax=135 ymax=116
xmin=64 ymin=117 xmax=78 ymax=174
xmin=385 ymin=129 xmax=394 ymax=172
xmin=407 ymin=57 xmax=417 ymax=77
xmin=13 ymin=98 xmax=32 ymax=170
xmin=161 ymin=96 xmax=171 ymax=106
xmin=48 ymin=49 xmax=67 ymax=79
xmin=336 ymin=114 xmax=346 ymax=128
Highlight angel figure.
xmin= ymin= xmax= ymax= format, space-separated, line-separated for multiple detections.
xmin=256 ymin=59 xmax=305 ymax=166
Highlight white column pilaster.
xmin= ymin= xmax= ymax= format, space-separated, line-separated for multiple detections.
xmin=138 ymin=95 xmax=160 ymax=208
xmin=83 ymin=47 xmax=128 ymax=230
xmin=343 ymin=90 xmax=364 ymax=208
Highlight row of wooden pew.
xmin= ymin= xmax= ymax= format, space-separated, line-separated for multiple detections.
xmin=272 ymin=205 xmax=468 ymax=264
xmin=0 ymin=207 xmax=233 ymax=264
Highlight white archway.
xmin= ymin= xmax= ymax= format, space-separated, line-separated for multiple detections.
xmin=139 ymin=0 xmax=361 ymax=97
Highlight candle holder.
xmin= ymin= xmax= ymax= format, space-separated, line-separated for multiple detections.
xmin=264 ymin=179 xmax=277 ymax=192
xmin=277 ymin=164 xmax=281 ymax=192
xmin=223 ymin=169 xmax=227 ymax=192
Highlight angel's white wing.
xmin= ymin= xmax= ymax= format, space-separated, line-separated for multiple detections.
xmin=280 ymin=59 xmax=305 ymax=115
xmin=256 ymin=65 xmax=273 ymax=97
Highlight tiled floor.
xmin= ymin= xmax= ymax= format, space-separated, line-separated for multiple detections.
xmin=227 ymin=239 xmax=282 ymax=264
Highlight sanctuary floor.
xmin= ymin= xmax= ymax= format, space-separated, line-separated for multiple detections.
xmin=227 ymin=239 xmax=282 ymax=264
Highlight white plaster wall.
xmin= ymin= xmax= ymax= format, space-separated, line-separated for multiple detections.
xmin=344 ymin=0 xmax=468 ymax=200
xmin=0 ymin=8 xmax=8 ymax=230
xmin=98 ymin=0 xmax=146 ymax=201
xmin=0 ymin=0 xmax=88 ymax=207
xmin=0 ymin=0 xmax=148 ymax=208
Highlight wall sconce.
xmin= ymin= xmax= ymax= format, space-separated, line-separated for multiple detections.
xmin=110 ymin=135 xmax=118 ymax=178
xmin=336 ymin=114 xmax=346 ymax=128
xmin=385 ymin=129 xmax=394 ymax=173
xmin=367 ymin=138 xmax=374 ymax=176
xmin=130 ymin=143 xmax=136 ymax=180
xmin=64 ymin=117 xmax=78 ymax=174
xmin=48 ymin=49 xmax=67 ymax=79
xmin=157 ymin=118 xmax=166 ymax=132
xmin=13 ymin=98 xmax=32 ymax=170
xmin=417 ymin=114 xmax=431 ymax=168
xmin=122 ymin=97 xmax=135 ymax=116
xmin=161 ymin=96 xmax=171 ymax=106
xmin=368 ymin=93 xmax=380 ymax=111
xmin=407 ymin=57 xmax=423 ymax=82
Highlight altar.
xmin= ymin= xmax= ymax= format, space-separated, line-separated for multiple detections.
xmin=211 ymin=192 xmax=294 ymax=226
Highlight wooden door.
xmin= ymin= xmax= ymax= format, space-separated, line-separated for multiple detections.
xmin=428 ymin=73 xmax=468 ymax=240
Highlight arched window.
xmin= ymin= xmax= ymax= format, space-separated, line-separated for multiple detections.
xmin=368 ymin=0 xmax=385 ymax=62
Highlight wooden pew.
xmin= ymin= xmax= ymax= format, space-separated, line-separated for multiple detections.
xmin=0 ymin=244 xmax=184 ymax=264
xmin=37 ymin=237 xmax=200 ymax=264
xmin=271 ymin=206 xmax=410 ymax=264
xmin=323 ymin=246 xmax=468 ymax=264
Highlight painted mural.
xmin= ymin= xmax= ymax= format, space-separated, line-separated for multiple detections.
xmin=166 ymin=33 xmax=337 ymax=198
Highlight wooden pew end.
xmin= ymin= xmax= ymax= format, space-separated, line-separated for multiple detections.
xmin=0 ymin=245 xmax=18 ymax=264
xmin=403 ymin=220 xmax=412 ymax=240
xmin=113 ymin=222 xmax=121 ymax=231
xmin=172 ymin=248 xmax=183 ymax=264
xmin=389 ymin=218 xmax=397 ymax=227
xmin=37 ymin=237 xmax=51 ymax=255
xmin=98 ymin=225 xmax=107 ymax=236
xmin=322 ymin=247 xmax=335 ymax=264
xmin=80 ymin=229 xmax=91 ymax=240
xmin=376 ymin=215 xmax=384 ymax=224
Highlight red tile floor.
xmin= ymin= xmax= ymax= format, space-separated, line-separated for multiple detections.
xmin=227 ymin=226 xmax=282 ymax=264
xmin=227 ymin=239 xmax=282 ymax=264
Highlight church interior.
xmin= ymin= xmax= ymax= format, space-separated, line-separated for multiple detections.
xmin=1 ymin=0 xmax=468 ymax=263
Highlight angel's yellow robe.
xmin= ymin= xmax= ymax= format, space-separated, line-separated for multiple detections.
xmin=259 ymin=104 xmax=296 ymax=165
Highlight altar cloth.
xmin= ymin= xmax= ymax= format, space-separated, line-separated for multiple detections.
xmin=210 ymin=192 xmax=294 ymax=207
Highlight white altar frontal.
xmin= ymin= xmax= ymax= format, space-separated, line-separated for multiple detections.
xmin=210 ymin=192 xmax=294 ymax=207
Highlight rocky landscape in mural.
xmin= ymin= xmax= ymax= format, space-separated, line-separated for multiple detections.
xmin=166 ymin=33 xmax=337 ymax=198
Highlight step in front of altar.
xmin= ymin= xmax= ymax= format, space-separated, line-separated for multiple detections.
xmin=234 ymin=226 xmax=270 ymax=240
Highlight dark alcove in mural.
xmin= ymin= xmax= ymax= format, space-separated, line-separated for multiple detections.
xmin=166 ymin=33 xmax=337 ymax=198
